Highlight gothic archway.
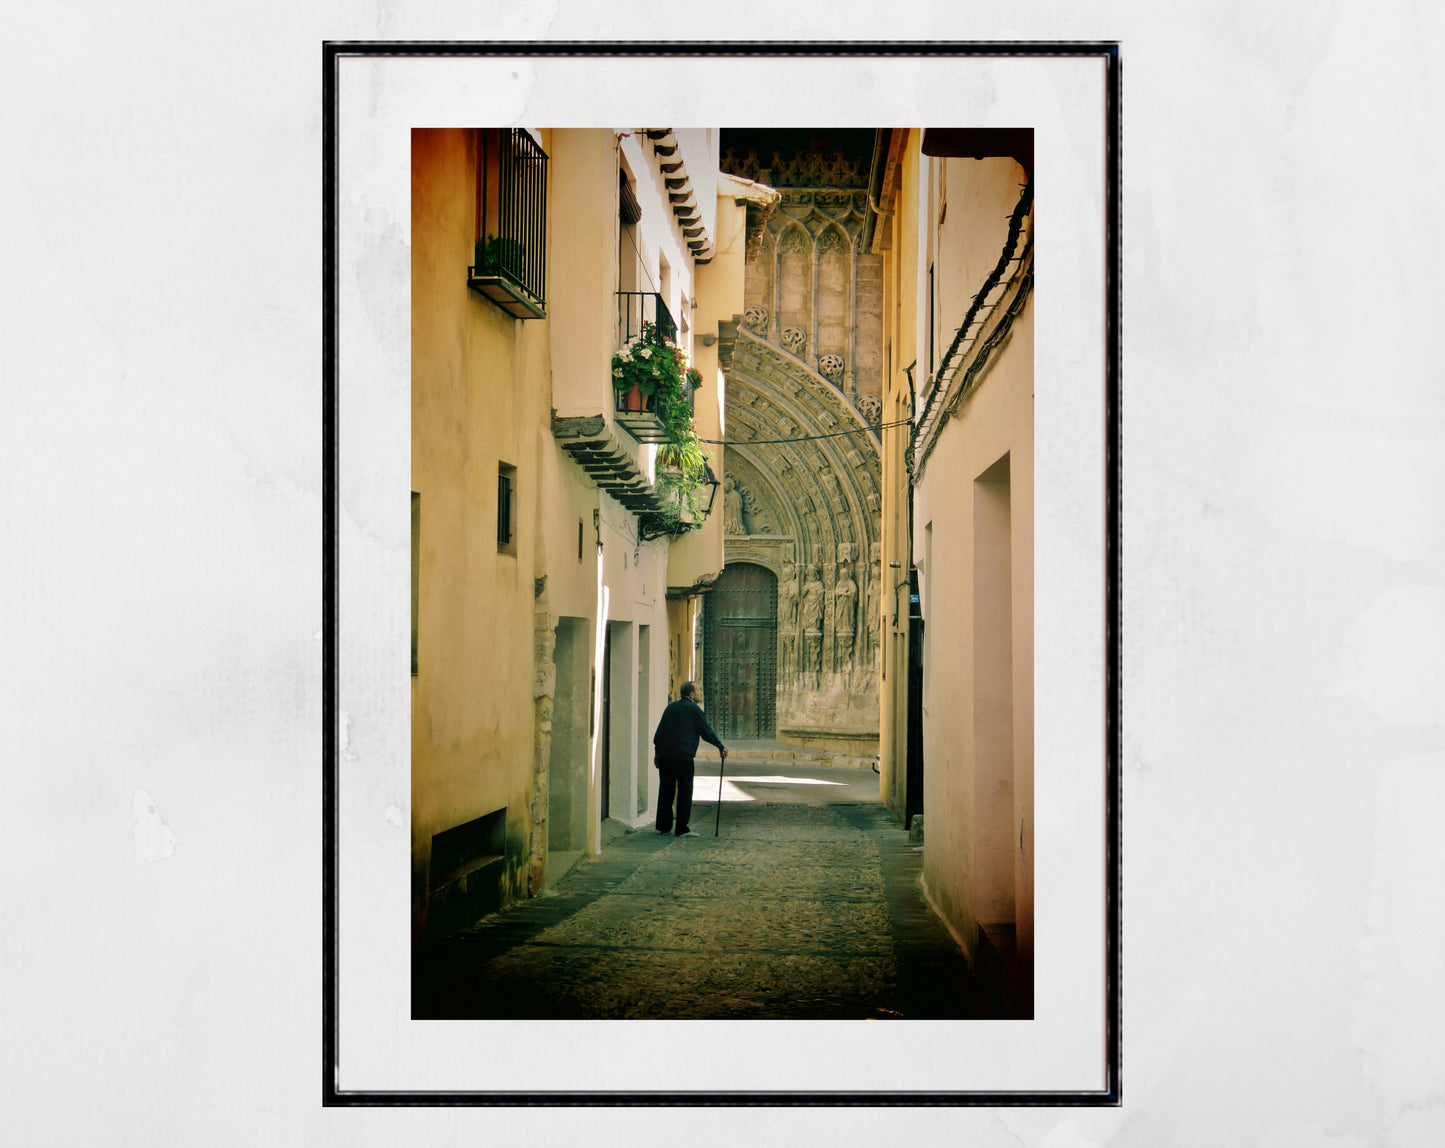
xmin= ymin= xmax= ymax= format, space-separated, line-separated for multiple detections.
xmin=715 ymin=184 xmax=884 ymax=756
xmin=703 ymin=563 xmax=777 ymax=740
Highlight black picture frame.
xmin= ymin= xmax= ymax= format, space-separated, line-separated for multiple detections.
xmin=323 ymin=39 xmax=1121 ymax=1106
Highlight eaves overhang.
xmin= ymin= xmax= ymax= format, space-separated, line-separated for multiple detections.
xmin=921 ymin=127 xmax=1034 ymax=181
xmin=719 ymin=172 xmax=782 ymax=263
xmin=644 ymin=129 xmax=716 ymax=263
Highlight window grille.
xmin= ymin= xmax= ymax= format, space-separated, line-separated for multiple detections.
xmin=468 ymin=128 xmax=548 ymax=319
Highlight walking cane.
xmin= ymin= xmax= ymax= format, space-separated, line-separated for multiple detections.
xmin=714 ymin=750 xmax=726 ymax=837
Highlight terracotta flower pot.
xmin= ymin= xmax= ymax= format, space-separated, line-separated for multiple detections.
xmin=624 ymin=383 xmax=646 ymax=412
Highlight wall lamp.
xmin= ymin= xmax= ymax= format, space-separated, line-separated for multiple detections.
xmin=890 ymin=559 xmax=911 ymax=627
xmin=701 ymin=461 xmax=721 ymax=518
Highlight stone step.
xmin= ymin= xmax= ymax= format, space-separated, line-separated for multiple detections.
xmin=719 ymin=743 xmax=877 ymax=771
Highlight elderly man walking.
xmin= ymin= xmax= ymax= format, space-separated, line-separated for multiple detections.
xmin=653 ymin=681 xmax=727 ymax=837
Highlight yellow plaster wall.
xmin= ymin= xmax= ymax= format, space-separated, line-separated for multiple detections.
xmin=412 ymin=126 xmax=756 ymax=938
xmin=912 ymin=156 xmax=1034 ymax=965
xmin=549 ymin=130 xmax=622 ymax=425
xmin=879 ymin=132 xmax=922 ymax=818
xmin=548 ymin=128 xmax=715 ymax=841
xmin=667 ymin=188 xmax=746 ymax=593
xmin=410 ymin=127 xmax=557 ymax=938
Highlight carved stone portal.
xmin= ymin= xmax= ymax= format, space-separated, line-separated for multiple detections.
xmin=715 ymin=158 xmax=884 ymax=754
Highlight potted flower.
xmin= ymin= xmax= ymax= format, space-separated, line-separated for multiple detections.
xmin=612 ymin=320 xmax=684 ymax=414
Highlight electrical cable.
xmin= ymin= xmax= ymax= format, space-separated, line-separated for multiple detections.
xmin=697 ymin=416 xmax=912 ymax=446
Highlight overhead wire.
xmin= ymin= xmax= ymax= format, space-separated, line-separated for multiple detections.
xmin=696 ymin=417 xmax=912 ymax=446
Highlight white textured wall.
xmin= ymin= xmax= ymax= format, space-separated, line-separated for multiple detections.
xmin=4 ymin=2 xmax=1444 ymax=1145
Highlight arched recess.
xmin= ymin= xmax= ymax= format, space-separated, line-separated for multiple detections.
xmin=745 ymin=229 xmax=774 ymax=328
xmin=717 ymin=324 xmax=883 ymax=749
xmin=774 ymin=222 xmax=813 ymax=355
xmin=814 ymin=222 xmax=852 ymax=380
xmin=719 ymin=450 xmax=799 ymax=544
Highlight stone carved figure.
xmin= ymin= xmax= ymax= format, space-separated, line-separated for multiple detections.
xmin=723 ymin=476 xmax=745 ymax=535
xmin=819 ymin=353 xmax=845 ymax=381
xmin=857 ymin=394 xmax=882 ymax=424
xmin=800 ymin=563 xmax=825 ymax=676
xmin=779 ymin=562 xmax=799 ymax=629
xmin=777 ymin=561 xmax=798 ymax=679
xmin=834 ymin=558 xmax=858 ymax=671
xmin=866 ymin=555 xmax=881 ymax=662
xmin=743 ymin=305 xmax=768 ymax=332
xmin=781 ymin=326 xmax=807 ymax=357
xmin=740 ymin=485 xmax=772 ymax=535
xmin=800 ymin=565 xmax=824 ymax=633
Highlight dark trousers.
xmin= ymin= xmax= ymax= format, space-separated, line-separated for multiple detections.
xmin=655 ymin=755 xmax=695 ymax=835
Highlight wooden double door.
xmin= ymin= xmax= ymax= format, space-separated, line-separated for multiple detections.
xmin=703 ymin=563 xmax=778 ymax=740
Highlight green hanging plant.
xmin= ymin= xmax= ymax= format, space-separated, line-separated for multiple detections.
xmin=612 ymin=323 xmax=713 ymax=535
xmin=654 ymin=447 xmax=713 ymax=534
xmin=475 ymin=234 xmax=525 ymax=278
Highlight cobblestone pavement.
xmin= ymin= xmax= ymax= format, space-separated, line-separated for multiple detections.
xmin=413 ymin=766 xmax=998 ymax=1020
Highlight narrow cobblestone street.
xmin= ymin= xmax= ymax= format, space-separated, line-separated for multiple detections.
xmin=413 ymin=760 xmax=998 ymax=1020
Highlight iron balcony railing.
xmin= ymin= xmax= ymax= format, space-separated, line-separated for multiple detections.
xmin=468 ymin=128 xmax=548 ymax=319
xmin=617 ymin=291 xmax=677 ymax=347
xmin=614 ymin=292 xmax=692 ymax=436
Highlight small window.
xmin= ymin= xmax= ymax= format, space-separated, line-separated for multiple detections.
xmin=497 ymin=463 xmax=517 ymax=555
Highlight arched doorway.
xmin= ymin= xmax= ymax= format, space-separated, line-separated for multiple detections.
xmin=703 ymin=563 xmax=777 ymax=740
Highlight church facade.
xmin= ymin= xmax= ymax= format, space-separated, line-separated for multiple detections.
xmin=707 ymin=138 xmax=886 ymax=758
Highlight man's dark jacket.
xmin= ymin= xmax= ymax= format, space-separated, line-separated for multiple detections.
xmin=653 ymin=697 xmax=725 ymax=761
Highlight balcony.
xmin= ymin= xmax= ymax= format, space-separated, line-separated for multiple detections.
xmin=614 ymin=292 xmax=691 ymax=444
xmin=467 ymin=128 xmax=548 ymax=320
xmin=618 ymin=290 xmax=677 ymax=345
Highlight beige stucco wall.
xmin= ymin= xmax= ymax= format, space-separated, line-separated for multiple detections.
xmin=412 ymin=127 xmax=727 ymax=944
xmin=411 ymin=128 xmax=559 ymax=942
xmin=667 ymin=184 xmax=746 ymax=594
xmin=879 ymin=132 xmax=921 ymax=818
xmin=912 ymin=155 xmax=1034 ymax=968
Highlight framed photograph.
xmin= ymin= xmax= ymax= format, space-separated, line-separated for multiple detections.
xmin=325 ymin=42 xmax=1118 ymax=1103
